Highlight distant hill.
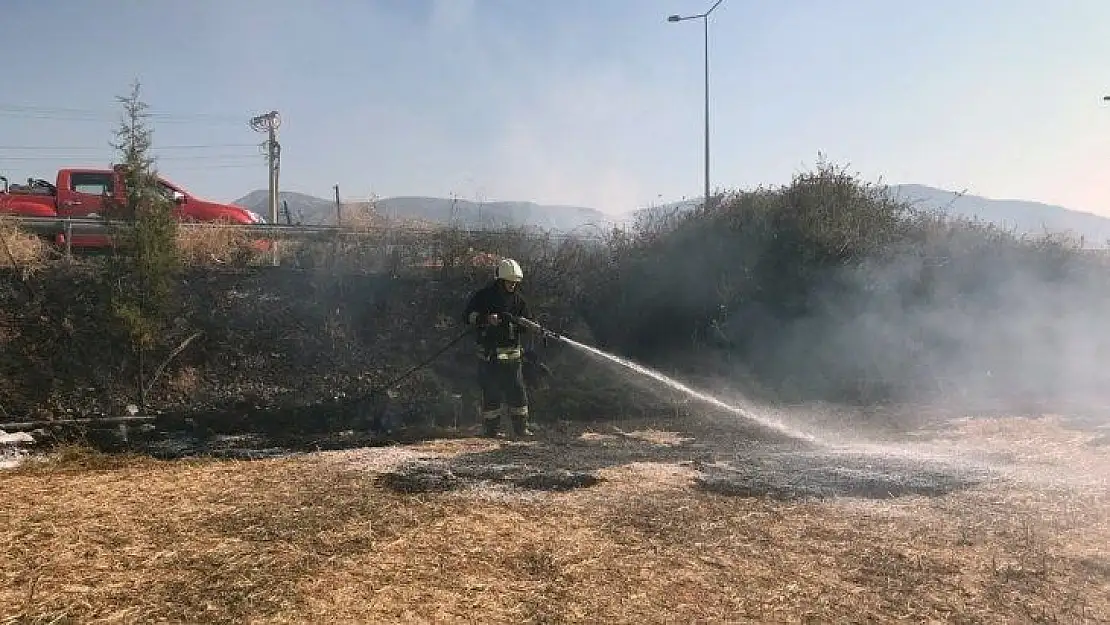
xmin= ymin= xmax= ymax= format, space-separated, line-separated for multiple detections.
xmin=889 ymin=184 xmax=1110 ymax=247
xmin=627 ymin=185 xmax=1110 ymax=248
xmin=233 ymin=190 xmax=615 ymax=233
xmin=233 ymin=190 xmax=338 ymax=225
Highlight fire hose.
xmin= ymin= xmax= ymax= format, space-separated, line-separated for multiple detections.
xmin=506 ymin=314 xmax=565 ymax=345
xmin=355 ymin=314 xmax=563 ymax=401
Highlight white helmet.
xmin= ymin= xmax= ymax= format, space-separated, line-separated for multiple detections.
xmin=495 ymin=258 xmax=523 ymax=282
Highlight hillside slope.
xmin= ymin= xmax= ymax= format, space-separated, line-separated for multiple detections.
xmin=890 ymin=184 xmax=1110 ymax=246
xmin=233 ymin=190 xmax=613 ymax=231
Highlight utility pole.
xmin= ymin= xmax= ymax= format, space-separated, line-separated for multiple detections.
xmin=249 ymin=110 xmax=282 ymax=224
xmin=334 ymin=184 xmax=342 ymax=225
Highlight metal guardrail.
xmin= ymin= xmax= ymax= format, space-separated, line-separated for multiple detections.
xmin=2 ymin=215 xmax=607 ymax=242
xmin=9 ymin=216 xmax=341 ymax=238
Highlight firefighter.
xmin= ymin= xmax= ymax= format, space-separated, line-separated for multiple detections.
xmin=462 ymin=258 xmax=536 ymax=438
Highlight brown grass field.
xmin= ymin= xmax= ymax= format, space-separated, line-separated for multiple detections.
xmin=2 ymin=414 xmax=1108 ymax=624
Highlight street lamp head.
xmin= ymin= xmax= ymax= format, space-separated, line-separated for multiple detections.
xmin=667 ymin=14 xmax=682 ymax=22
xmin=1103 ymin=95 xmax=1110 ymax=102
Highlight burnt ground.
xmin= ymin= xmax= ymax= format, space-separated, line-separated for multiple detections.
xmin=10 ymin=400 xmax=999 ymax=500
xmin=362 ymin=415 xmax=995 ymax=501
xmin=370 ymin=436 xmax=988 ymax=500
xmin=23 ymin=394 xmax=1108 ymax=504
xmin=15 ymin=384 xmax=1110 ymax=507
xmin=343 ymin=397 xmax=1107 ymax=501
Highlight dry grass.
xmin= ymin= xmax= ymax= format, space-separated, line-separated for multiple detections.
xmin=166 ymin=366 xmax=203 ymax=397
xmin=176 ymin=223 xmax=261 ymax=265
xmin=0 ymin=217 xmax=48 ymax=271
xmin=337 ymin=200 xmax=381 ymax=231
xmin=338 ymin=197 xmax=445 ymax=232
xmin=2 ymin=418 xmax=1108 ymax=624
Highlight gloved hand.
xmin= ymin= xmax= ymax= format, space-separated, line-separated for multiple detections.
xmin=486 ymin=313 xmax=503 ymax=326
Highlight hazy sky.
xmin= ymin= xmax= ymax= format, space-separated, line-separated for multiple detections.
xmin=2 ymin=0 xmax=1110 ymax=216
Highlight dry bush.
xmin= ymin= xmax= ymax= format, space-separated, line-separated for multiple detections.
xmin=166 ymin=365 xmax=202 ymax=396
xmin=0 ymin=216 xmax=48 ymax=270
xmin=176 ymin=222 xmax=261 ymax=265
xmin=338 ymin=197 xmax=381 ymax=231
xmin=338 ymin=196 xmax=440 ymax=232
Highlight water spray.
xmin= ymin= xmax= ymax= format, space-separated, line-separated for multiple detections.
xmin=508 ymin=315 xmax=817 ymax=443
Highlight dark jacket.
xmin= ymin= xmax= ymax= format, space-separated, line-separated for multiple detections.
xmin=462 ymin=280 xmax=533 ymax=353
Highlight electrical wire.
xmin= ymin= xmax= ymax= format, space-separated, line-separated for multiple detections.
xmin=0 ymin=103 xmax=244 ymax=124
xmin=0 ymin=144 xmax=260 ymax=150
xmin=0 ymin=155 xmax=262 ymax=162
xmin=169 ymin=164 xmax=262 ymax=171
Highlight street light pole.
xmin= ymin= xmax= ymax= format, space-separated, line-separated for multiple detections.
xmin=669 ymin=0 xmax=724 ymax=210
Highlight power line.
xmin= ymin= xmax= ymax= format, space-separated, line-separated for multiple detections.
xmin=0 ymin=114 xmax=243 ymax=126
xmin=0 ymin=103 xmax=245 ymax=125
xmin=0 ymin=161 xmax=261 ymax=172
xmin=0 ymin=103 xmax=245 ymax=120
xmin=0 ymin=103 xmax=273 ymax=193
xmin=0 ymin=154 xmax=262 ymax=162
xmin=0 ymin=143 xmax=260 ymax=151
xmin=163 ymin=164 xmax=263 ymax=171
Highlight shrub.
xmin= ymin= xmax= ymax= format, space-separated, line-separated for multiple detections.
xmin=575 ymin=158 xmax=1108 ymax=409
xmin=104 ymin=80 xmax=183 ymax=409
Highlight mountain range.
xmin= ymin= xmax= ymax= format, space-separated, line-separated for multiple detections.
xmin=888 ymin=185 xmax=1110 ymax=246
xmin=234 ymin=190 xmax=614 ymax=234
xmin=232 ymin=185 xmax=1110 ymax=247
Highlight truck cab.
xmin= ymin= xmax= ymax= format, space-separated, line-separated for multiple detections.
xmin=1 ymin=165 xmax=266 ymax=249
xmin=53 ymin=167 xmax=264 ymax=224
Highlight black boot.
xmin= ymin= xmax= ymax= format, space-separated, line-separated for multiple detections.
xmin=481 ymin=413 xmax=501 ymax=438
xmin=510 ymin=415 xmax=533 ymax=438
xmin=481 ymin=418 xmax=500 ymax=438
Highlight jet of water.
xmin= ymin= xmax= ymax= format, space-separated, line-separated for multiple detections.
xmin=559 ymin=337 xmax=820 ymax=443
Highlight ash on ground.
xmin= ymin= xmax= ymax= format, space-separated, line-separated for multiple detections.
xmin=367 ymin=418 xmax=992 ymax=500
xmin=0 ymin=429 xmax=35 ymax=469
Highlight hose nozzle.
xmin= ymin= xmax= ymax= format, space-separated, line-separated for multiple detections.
xmin=511 ymin=315 xmax=543 ymax=333
xmin=510 ymin=315 xmax=562 ymax=342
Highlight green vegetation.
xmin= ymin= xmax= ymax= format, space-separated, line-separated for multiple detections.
xmin=104 ymin=80 xmax=182 ymax=410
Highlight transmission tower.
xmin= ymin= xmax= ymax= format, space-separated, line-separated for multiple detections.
xmin=249 ymin=110 xmax=281 ymax=224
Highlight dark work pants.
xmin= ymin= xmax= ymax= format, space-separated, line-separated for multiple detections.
xmin=479 ymin=358 xmax=528 ymax=419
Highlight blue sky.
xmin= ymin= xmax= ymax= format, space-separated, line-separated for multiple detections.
xmin=2 ymin=0 xmax=1110 ymax=216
